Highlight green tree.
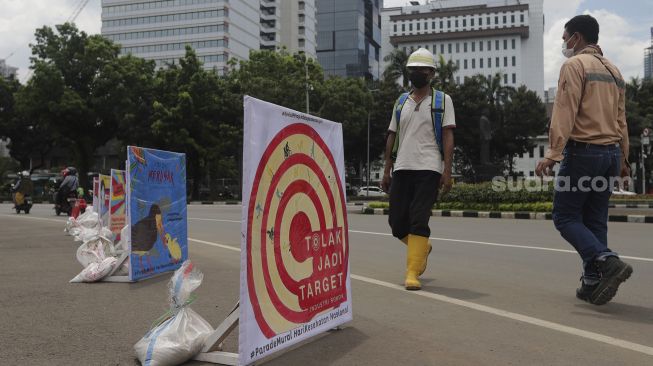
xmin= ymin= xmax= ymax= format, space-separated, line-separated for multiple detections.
xmin=383 ymin=48 xmax=409 ymax=90
xmin=318 ymin=77 xmax=373 ymax=179
xmin=498 ymin=85 xmax=548 ymax=173
xmin=23 ymin=23 xmax=155 ymax=187
xmin=150 ymin=47 xmax=237 ymax=199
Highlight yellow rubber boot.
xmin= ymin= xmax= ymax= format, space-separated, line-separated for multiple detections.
xmin=405 ymin=234 xmax=429 ymax=290
xmin=400 ymin=235 xmax=431 ymax=276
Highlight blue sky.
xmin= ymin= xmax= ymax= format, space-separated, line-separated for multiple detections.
xmin=1 ymin=0 xmax=652 ymax=88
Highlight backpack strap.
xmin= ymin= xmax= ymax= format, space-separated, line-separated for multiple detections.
xmin=391 ymin=92 xmax=410 ymax=159
xmin=431 ymin=89 xmax=446 ymax=155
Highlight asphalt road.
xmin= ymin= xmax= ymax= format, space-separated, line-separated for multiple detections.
xmin=1 ymin=203 xmax=652 ymax=366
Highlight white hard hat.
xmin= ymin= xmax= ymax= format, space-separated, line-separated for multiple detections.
xmin=406 ymin=48 xmax=436 ymax=69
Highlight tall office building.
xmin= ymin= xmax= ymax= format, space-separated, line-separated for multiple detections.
xmin=381 ymin=0 xmax=544 ymax=97
xmin=101 ymin=0 xmax=261 ymax=73
xmin=316 ymin=0 xmax=383 ymax=79
xmin=0 ymin=59 xmax=18 ymax=79
xmin=260 ymin=0 xmax=318 ymax=58
xmin=645 ymin=27 xmax=653 ymax=80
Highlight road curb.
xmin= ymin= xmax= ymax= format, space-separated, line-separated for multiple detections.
xmin=608 ymin=203 xmax=653 ymax=208
xmin=361 ymin=208 xmax=653 ymax=224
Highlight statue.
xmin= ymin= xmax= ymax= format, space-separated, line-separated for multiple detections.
xmin=479 ymin=109 xmax=492 ymax=165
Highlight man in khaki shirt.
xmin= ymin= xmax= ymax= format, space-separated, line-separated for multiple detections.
xmin=536 ymin=15 xmax=632 ymax=306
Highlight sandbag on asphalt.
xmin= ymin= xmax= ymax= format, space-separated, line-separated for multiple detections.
xmin=134 ymin=261 xmax=213 ymax=366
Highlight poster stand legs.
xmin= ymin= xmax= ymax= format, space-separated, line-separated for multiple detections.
xmin=102 ymin=252 xmax=133 ymax=283
xmin=193 ymin=302 xmax=239 ymax=365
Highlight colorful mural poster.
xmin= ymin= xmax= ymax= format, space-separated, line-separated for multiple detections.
xmin=98 ymin=174 xmax=111 ymax=227
xmin=126 ymin=146 xmax=187 ymax=281
xmin=109 ymin=169 xmax=126 ymax=242
xmin=92 ymin=177 xmax=99 ymax=212
xmin=239 ymin=96 xmax=352 ymax=365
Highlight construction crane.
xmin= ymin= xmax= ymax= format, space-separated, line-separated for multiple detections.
xmin=20 ymin=0 xmax=92 ymax=82
xmin=67 ymin=0 xmax=92 ymax=24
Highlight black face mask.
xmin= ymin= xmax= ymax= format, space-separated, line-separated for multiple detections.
xmin=409 ymin=71 xmax=430 ymax=89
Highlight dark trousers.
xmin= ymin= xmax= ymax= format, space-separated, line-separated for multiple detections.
xmin=388 ymin=170 xmax=441 ymax=239
xmin=552 ymin=142 xmax=621 ymax=281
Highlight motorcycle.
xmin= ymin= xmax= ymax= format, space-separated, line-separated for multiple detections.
xmin=12 ymin=192 xmax=33 ymax=214
xmin=55 ymin=191 xmax=78 ymax=216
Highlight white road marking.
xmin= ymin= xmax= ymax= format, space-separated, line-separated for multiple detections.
xmin=189 ymin=238 xmax=240 ymax=252
xmin=0 ymin=214 xmax=66 ymax=224
xmin=187 ymin=236 xmax=653 ymax=357
xmin=186 ymin=218 xmax=653 ymax=263
xmin=189 ymin=217 xmax=242 ymax=223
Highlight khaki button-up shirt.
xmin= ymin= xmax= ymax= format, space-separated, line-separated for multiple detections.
xmin=545 ymin=45 xmax=629 ymax=163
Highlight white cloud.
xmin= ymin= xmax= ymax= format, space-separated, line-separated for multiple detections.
xmin=543 ymin=8 xmax=649 ymax=88
xmin=0 ymin=0 xmax=101 ymax=82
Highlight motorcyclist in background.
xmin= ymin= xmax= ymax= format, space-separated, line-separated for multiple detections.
xmin=12 ymin=170 xmax=34 ymax=208
xmin=55 ymin=167 xmax=79 ymax=210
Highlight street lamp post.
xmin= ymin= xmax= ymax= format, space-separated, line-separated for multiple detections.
xmin=642 ymin=128 xmax=651 ymax=194
xmin=366 ymin=89 xmax=380 ymax=198
xmin=367 ymin=111 xmax=370 ymax=197
xmin=305 ymin=58 xmax=310 ymax=114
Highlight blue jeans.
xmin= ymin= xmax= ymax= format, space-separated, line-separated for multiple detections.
xmin=552 ymin=142 xmax=621 ymax=282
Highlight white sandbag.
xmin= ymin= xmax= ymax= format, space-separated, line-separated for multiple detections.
xmin=76 ymin=235 xmax=116 ymax=267
xmin=69 ymin=257 xmax=118 ymax=283
xmin=134 ymin=261 xmax=213 ymax=366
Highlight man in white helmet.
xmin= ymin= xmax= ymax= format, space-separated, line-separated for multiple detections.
xmin=381 ymin=48 xmax=456 ymax=290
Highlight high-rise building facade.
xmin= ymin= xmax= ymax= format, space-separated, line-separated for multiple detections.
xmin=645 ymin=27 xmax=653 ymax=80
xmin=381 ymin=0 xmax=544 ymax=97
xmin=316 ymin=0 xmax=383 ymax=79
xmin=0 ymin=59 xmax=18 ymax=79
xmin=101 ymin=0 xmax=261 ymax=73
xmin=260 ymin=0 xmax=318 ymax=58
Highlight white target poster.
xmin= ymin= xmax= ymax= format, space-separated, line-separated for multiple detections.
xmin=239 ymin=96 xmax=352 ymax=365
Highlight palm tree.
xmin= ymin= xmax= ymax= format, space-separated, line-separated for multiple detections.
xmin=481 ymin=72 xmax=514 ymax=106
xmin=383 ymin=48 xmax=409 ymax=89
xmin=433 ymin=55 xmax=458 ymax=92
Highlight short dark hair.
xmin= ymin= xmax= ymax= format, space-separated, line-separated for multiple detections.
xmin=565 ymin=15 xmax=599 ymax=44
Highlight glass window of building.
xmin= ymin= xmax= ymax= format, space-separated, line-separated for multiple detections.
xmin=488 ymin=58 xmax=491 ymax=67
xmin=512 ymin=56 xmax=516 ymax=66
xmin=479 ymin=17 xmax=482 ymax=26
xmin=479 ymin=41 xmax=483 ymax=51
xmin=496 ymin=57 xmax=500 ymax=67
xmin=394 ymin=24 xmax=397 ymax=32
xmin=496 ymin=40 xmax=500 ymax=50
xmin=447 ymin=20 xmax=451 ymax=28
xmin=464 ymin=42 xmax=467 ymax=52
xmin=417 ymin=22 xmax=420 ymax=31
xmin=512 ymin=39 xmax=516 ymax=49
xmin=488 ymin=40 xmax=491 ymax=50
xmin=520 ymin=14 xmax=524 ymax=23
xmin=471 ymin=18 xmax=475 ymax=27
xmin=409 ymin=23 xmax=413 ymax=31
xmin=464 ymin=59 xmax=468 ymax=69
xmin=504 ymin=74 xmax=508 ymax=84
xmin=504 ymin=39 xmax=508 ymax=49
xmin=448 ymin=43 xmax=452 ymax=53
xmin=463 ymin=19 xmax=466 ymax=27
xmin=402 ymin=23 xmax=405 ymax=31
xmin=511 ymin=14 xmax=515 ymax=23
xmin=471 ymin=42 xmax=475 ymax=52
xmin=503 ymin=15 xmax=506 ymax=24
xmin=432 ymin=21 xmax=436 ymax=29
xmin=512 ymin=73 xmax=517 ymax=84
xmin=504 ymin=56 xmax=507 ymax=67
xmin=441 ymin=44 xmax=445 ymax=54
xmin=456 ymin=43 xmax=460 ymax=53
xmin=455 ymin=19 xmax=459 ymax=28
xmin=472 ymin=58 xmax=475 ymax=69
xmin=480 ymin=58 xmax=484 ymax=68
xmin=424 ymin=21 xmax=428 ymax=30
xmin=495 ymin=16 xmax=498 ymax=25
xmin=440 ymin=20 xmax=443 ymax=29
